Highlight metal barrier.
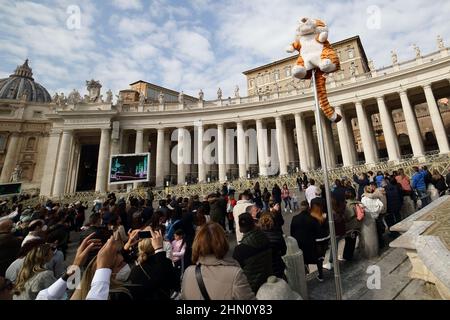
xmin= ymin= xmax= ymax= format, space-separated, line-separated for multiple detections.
xmin=19 ymin=153 xmax=450 ymax=207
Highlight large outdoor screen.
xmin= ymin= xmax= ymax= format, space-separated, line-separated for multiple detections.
xmin=109 ymin=153 xmax=150 ymax=185
xmin=0 ymin=183 xmax=22 ymax=197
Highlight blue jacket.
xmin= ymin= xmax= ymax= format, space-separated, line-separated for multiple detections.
xmin=375 ymin=175 xmax=384 ymax=188
xmin=412 ymin=170 xmax=427 ymax=191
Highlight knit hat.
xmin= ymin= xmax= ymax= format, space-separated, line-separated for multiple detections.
xmin=256 ymin=276 xmax=302 ymax=300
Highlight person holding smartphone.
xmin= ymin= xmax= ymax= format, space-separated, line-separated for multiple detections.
xmin=127 ymin=228 xmax=178 ymax=300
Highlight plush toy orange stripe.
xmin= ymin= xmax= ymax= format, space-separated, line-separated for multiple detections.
xmin=315 ymin=70 xmax=335 ymax=120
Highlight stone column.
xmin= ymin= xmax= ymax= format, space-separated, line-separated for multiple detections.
xmin=294 ymin=113 xmax=309 ymax=171
xmin=177 ymin=128 xmax=186 ymax=185
xmin=225 ymin=126 xmax=234 ymax=177
xmin=95 ymin=128 xmax=110 ymax=193
xmin=376 ymin=96 xmax=400 ymax=161
xmin=236 ymin=121 xmax=246 ymax=178
xmin=423 ymin=85 xmax=450 ymax=154
xmin=305 ymin=121 xmax=316 ymax=169
xmin=110 ymin=130 xmax=121 ymax=157
xmin=275 ymin=116 xmax=288 ymax=175
xmin=346 ymin=116 xmax=358 ymax=164
xmin=0 ymin=133 xmax=20 ymax=183
xmin=108 ymin=129 xmax=121 ymax=192
xmin=133 ymin=128 xmax=144 ymax=189
xmin=399 ymin=90 xmax=425 ymax=157
xmin=163 ymin=130 xmax=171 ymax=179
xmin=196 ymin=123 xmax=206 ymax=183
xmin=256 ymin=119 xmax=268 ymax=176
xmin=367 ymin=113 xmax=379 ymax=162
xmin=52 ymin=130 xmax=73 ymax=196
xmin=319 ymin=111 xmax=337 ymax=168
xmin=281 ymin=120 xmax=290 ymax=167
xmin=155 ymin=128 xmax=165 ymax=187
xmin=135 ymin=129 xmax=144 ymax=154
xmin=355 ymin=101 xmax=377 ymax=164
xmin=40 ymin=131 xmax=61 ymax=196
xmin=335 ymin=106 xmax=356 ymax=166
xmin=217 ymin=123 xmax=226 ymax=182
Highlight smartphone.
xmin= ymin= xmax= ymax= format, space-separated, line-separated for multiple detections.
xmin=138 ymin=231 xmax=152 ymax=239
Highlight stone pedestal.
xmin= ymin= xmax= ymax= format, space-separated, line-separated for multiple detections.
xmin=390 ymin=196 xmax=450 ymax=300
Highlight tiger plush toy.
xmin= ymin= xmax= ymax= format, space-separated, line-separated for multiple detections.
xmin=286 ymin=17 xmax=342 ymax=123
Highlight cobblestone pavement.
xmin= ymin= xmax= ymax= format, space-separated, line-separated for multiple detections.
xmin=421 ymin=198 xmax=450 ymax=250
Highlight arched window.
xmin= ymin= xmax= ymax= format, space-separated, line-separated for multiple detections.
xmin=26 ymin=137 xmax=36 ymax=151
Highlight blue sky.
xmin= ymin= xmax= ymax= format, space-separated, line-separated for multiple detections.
xmin=1 ymin=0 xmax=450 ymax=100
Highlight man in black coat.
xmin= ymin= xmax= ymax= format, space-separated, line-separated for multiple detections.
xmin=0 ymin=219 xmax=21 ymax=277
xmin=290 ymin=203 xmax=317 ymax=267
xmin=385 ymin=178 xmax=404 ymax=227
xmin=272 ymin=184 xmax=282 ymax=205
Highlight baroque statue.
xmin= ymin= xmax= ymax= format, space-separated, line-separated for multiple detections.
xmin=106 ymin=89 xmax=113 ymax=103
xmin=234 ymin=85 xmax=240 ymax=98
xmin=178 ymin=91 xmax=184 ymax=105
xmin=391 ymin=50 xmax=398 ymax=64
xmin=86 ymin=79 xmax=102 ymax=103
xmin=10 ymin=165 xmax=22 ymax=182
xmin=413 ymin=44 xmax=421 ymax=59
xmin=67 ymin=89 xmax=81 ymax=105
xmin=437 ymin=35 xmax=445 ymax=49
xmin=158 ymin=91 xmax=165 ymax=104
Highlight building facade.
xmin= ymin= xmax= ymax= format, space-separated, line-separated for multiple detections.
xmin=1 ymin=37 xmax=450 ymax=198
xmin=243 ymin=36 xmax=370 ymax=96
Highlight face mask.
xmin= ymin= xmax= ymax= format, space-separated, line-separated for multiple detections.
xmin=115 ymin=264 xmax=131 ymax=282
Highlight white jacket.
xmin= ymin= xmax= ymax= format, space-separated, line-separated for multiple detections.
xmin=361 ymin=195 xmax=383 ymax=219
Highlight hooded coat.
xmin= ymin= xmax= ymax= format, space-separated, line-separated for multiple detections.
xmin=233 ymin=229 xmax=273 ymax=293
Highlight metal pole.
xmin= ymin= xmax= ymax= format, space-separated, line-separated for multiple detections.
xmin=311 ymin=69 xmax=343 ymax=300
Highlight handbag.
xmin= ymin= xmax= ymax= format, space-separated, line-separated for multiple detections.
xmin=195 ymin=264 xmax=211 ymax=300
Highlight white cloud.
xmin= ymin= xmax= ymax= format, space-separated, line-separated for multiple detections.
xmin=115 ymin=16 xmax=157 ymax=37
xmin=174 ymin=29 xmax=215 ymax=65
xmin=148 ymin=0 xmax=191 ymax=19
xmin=158 ymin=57 xmax=184 ymax=88
xmin=111 ymin=0 xmax=143 ymax=10
xmin=214 ymin=0 xmax=450 ymax=69
xmin=130 ymin=43 xmax=158 ymax=61
xmin=1 ymin=0 xmax=450 ymax=102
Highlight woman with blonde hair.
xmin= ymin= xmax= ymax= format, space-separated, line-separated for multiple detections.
xmin=127 ymin=229 xmax=178 ymax=300
xmin=360 ymin=185 xmax=383 ymax=258
xmin=181 ymin=222 xmax=255 ymax=300
xmin=13 ymin=243 xmax=56 ymax=300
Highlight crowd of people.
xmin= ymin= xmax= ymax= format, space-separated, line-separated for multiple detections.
xmin=0 ymin=166 xmax=449 ymax=300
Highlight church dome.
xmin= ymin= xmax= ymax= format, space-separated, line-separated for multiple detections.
xmin=0 ymin=59 xmax=51 ymax=103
